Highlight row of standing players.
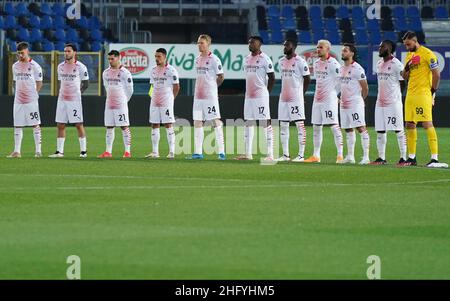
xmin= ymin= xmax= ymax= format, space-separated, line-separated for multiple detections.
xmin=7 ymin=34 xmax=444 ymax=167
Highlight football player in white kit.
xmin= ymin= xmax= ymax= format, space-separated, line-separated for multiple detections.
xmin=98 ymin=50 xmax=134 ymax=158
xmin=338 ymin=43 xmax=370 ymax=165
xmin=276 ymin=39 xmax=311 ymax=162
xmin=190 ymin=34 xmax=225 ymax=160
xmin=7 ymin=42 xmax=43 ymax=158
xmin=49 ymin=43 xmax=89 ymax=158
xmin=235 ymin=36 xmax=275 ymax=161
xmin=304 ymin=40 xmax=344 ymax=164
xmin=145 ymin=48 xmax=180 ymax=159
xmin=370 ymin=40 xmax=407 ymax=165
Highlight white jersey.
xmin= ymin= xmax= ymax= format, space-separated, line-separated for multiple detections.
xmin=339 ymin=61 xmax=366 ymax=109
xmin=194 ymin=52 xmax=223 ymax=100
xmin=103 ymin=65 xmax=134 ymax=109
xmin=12 ymin=59 xmax=43 ymax=104
xmin=57 ymin=60 xmax=89 ymax=101
xmin=376 ymin=56 xmax=404 ymax=107
xmin=149 ymin=63 xmax=179 ymax=107
xmin=244 ymin=52 xmax=274 ymax=99
xmin=279 ymin=54 xmax=310 ymax=102
xmin=313 ymin=56 xmax=341 ymax=103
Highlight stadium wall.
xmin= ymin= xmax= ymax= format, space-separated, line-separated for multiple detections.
xmin=1 ymin=96 xmax=449 ymax=127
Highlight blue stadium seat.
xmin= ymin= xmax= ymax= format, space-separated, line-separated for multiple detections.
xmin=67 ymin=28 xmax=82 ymax=43
xmin=5 ymin=3 xmax=16 ymax=16
xmin=382 ymin=31 xmax=397 ymax=43
xmin=30 ymin=28 xmax=43 ymax=43
xmin=40 ymin=16 xmax=52 ymax=30
xmin=76 ymin=16 xmax=89 ymax=29
xmin=309 ymin=6 xmax=321 ymax=20
xmin=268 ymin=17 xmax=282 ymax=32
xmin=324 ymin=19 xmax=338 ymax=31
xmin=55 ymin=28 xmax=66 ymax=41
xmin=16 ymin=3 xmax=29 ymax=17
xmin=40 ymin=3 xmax=52 ymax=16
xmin=55 ymin=41 xmax=66 ymax=51
xmin=0 ymin=17 xmax=4 ymax=30
xmin=407 ymin=6 xmax=420 ymax=18
xmin=394 ymin=18 xmax=408 ymax=31
xmin=312 ymin=29 xmax=325 ymax=42
xmin=88 ymin=16 xmax=101 ymax=30
xmin=52 ymin=3 xmax=66 ymax=17
xmin=311 ymin=19 xmax=323 ymax=31
xmin=259 ymin=30 xmax=270 ymax=44
xmin=18 ymin=27 xmax=31 ymax=42
xmin=408 ymin=17 xmax=423 ymax=31
xmin=33 ymin=55 xmax=46 ymax=66
xmin=270 ymin=29 xmax=284 ymax=44
xmin=42 ymin=40 xmax=55 ymax=51
xmin=351 ymin=6 xmax=364 ymax=20
xmin=352 ymin=17 xmax=365 ymax=30
xmin=435 ymin=6 xmax=449 ymax=19
xmin=369 ymin=30 xmax=381 ymax=45
xmin=367 ymin=19 xmax=380 ymax=32
xmin=53 ymin=16 xmax=67 ymax=30
xmin=5 ymin=16 xmax=18 ymax=29
xmin=325 ymin=29 xmax=340 ymax=44
xmin=281 ymin=6 xmax=294 ymax=19
xmin=29 ymin=15 xmax=41 ymax=28
xmin=7 ymin=39 xmax=18 ymax=51
xmin=90 ymin=29 xmax=104 ymax=41
xmin=393 ymin=6 xmax=405 ymax=20
xmin=355 ymin=29 xmax=368 ymax=44
xmin=298 ymin=30 xmax=312 ymax=44
xmin=267 ymin=5 xmax=280 ymax=18
xmin=283 ymin=18 xmax=297 ymax=30
xmin=336 ymin=6 xmax=349 ymax=19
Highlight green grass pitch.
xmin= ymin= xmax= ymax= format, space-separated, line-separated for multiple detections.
xmin=0 ymin=126 xmax=449 ymax=279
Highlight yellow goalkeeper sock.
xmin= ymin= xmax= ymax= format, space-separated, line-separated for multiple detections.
xmin=406 ymin=128 xmax=417 ymax=158
xmin=425 ymin=127 xmax=438 ymax=157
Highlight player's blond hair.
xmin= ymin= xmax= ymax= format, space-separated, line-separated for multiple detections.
xmin=198 ymin=34 xmax=212 ymax=45
xmin=317 ymin=39 xmax=331 ymax=49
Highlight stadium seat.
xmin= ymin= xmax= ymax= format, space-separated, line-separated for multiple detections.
xmin=18 ymin=16 xmax=29 ymax=28
xmin=81 ymin=41 xmax=91 ymax=52
xmin=295 ymin=6 xmax=308 ymax=19
xmin=281 ymin=6 xmax=294 ymax=20
xmin=336 ymin=6 xmax=349 ymax=19
xmin=18 ymin=27 xmax=31 ymax=42
xmin=40 ymin=3 xmax=52 ymax=16
xmin=312 ymin=29 xmax=325 ymax=42
xmin=394 ymin=18 xmax=408 ymax=31
xmin=28 ymin=3 xmax=41 ymax=16
xmin=408 ymin=17 xmax=423 ymax=31
xmin=352 ymin=17 xmax=365 ymax=30
xmin=325 ymin=30 xmax=340 ymax=44
xmin=53 ymin=16 xmax=67 ymax=30
xmin=42 ymin=40 xmax=55 ymax=51
xmin=323 ymin=6 xmax=336 ymax=19
xmin=33 ymin=55 xmax=46 ymax=66
xmin=369 ymin=30 xmax=381 ymax=45
xmin=259 ymin=30 xmax=269 ymax=44
xmin=267 ymin=5 xmax=280 ymax=18
xmin=393 ymin=6 xmax=405 ymax=20
xmin=421 ymin=6 xmax=434 ymax=19
xmin=298 ymin=30 xmax=312 ymax=44
xmin=88 ymin=16 xmax=101 ymax=30
xmin=30 ymin=28 xmax=43 ymax=43
xmin=8 ymin=39 xmax=17 ymax=51
xmin=325 ymin=19 xmax=338 ymax=31
xmin=43 ymin=29 xmax=55 ymax=41
xmin=90 ymin=29 xmax=104 ymax=42
xmin=351 ymin=6 xmax=364 ymax=20
xmin=5 ymin=16 xmax=19 ymax=30
xmin=382 ymin=31 xmax=398 ymax=43
xmin=367 ymin=19 xmax=380 ymax=32
xmin=309 ymin=6 xmax=321 ymax=20
xmin=55 ymin=41 xmax=66 ymax=51
xmin=355 ymin=29 xmax=368 ymax=44
xmin=16 ymin=3 xmax=29 ymax=17
xmin=79 ymin=29 xmax=91 ymax=41
xmin=6 ymin=29 xmax=18 ymax=41
xmin=268 ymin=17 xmax=282 ymax=32
xmin=311 ymin=19 xmax=323 ymax=31
xmin=407 ymin=6 xmax=420 ymax=18
xmin=435 ymin=6 xmax=449 ymax=19
xmin=29 ymin=15 xmax=41 ymax=28
xmin=270 ymin=29 xmax=284 ymax=44
xmin=40 ymin=15 xmax=53 ymax=30
xmin=67 ymin=28 xmax=82 ymax=43
xmin=52 ymin=3 xmax=66 ymax=17
xmin=32 ymin=42 xmax=44 ymax=52
xmin=0 ymin=17 xmax=4 ymax=30
xmin=54 ymin=28 xmax=66 ymax=41
xmin=282 ymin=18 xmax=297 ymax=31
xmin=5 ymin=3 xmax=16 ymax=16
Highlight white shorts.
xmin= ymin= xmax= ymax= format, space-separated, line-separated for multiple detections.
xmin=278 ymin=100 xmax=305 ymax=121
xmin=13 ymin=101 xmax=41 ymax=127
xmin=311 ymin=101 xmax=339 ymax=125
xmin=105 ymin=106 xmax=130 ymax=127
xmin=150 ymin=105 xmax=175 ymax=124
xmin=193 ymin=98 xmax=221 ymax=121
xmin=375 ymin=102 xmax=404 ymax=132
xmin=340 ymin=105 xmax=366 ymax=129
xmin=244 ymin=97 xmax=271 ymax=120
xmin=55 ymin=99 xmax=83 ymax=124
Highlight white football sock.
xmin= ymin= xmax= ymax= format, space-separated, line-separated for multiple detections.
xmin=296 ymin=121 xmax=306 ymax=157
xmin=166 ymin=127 xmax=175 ymax=154
xmin=376 ymin=132 xmax=387 ymax=160
xmin=194 ymin=126 xmax=204 ymax=155
xmin=151 ymin=127 xmax=160 ymax=154
xmin=280 ymin=121 xmax=290 ymax=157
xmin=33 ymin=126 xmax=42 ymax=154
xmin=106 ymin=128 xmax=114 ymax=153
xmin=396 ymin=130 xmax=407 ymax=160
xmin=14 ymin=127 xmax=23 ymax=153
xmin=331 ymin=124 xmax=343 ymax=157
xmin=244 ymin=125 xmax=254 ymax=157
xmin=214 ymin=124 xmax=225 ymax=154
xmin=122 ymin=128 xmax=131 ymax=153
xmin=79 ymin=137 xmax=87 ymax=152
xmin=346 ymin=131 xmax=356 ymax=159
xmin=312 ymin=124 xmax=322 ymax=158
xmin=57 ymin=137 xmax=65 ymax=153
xmin=361 ymin=130 xmax=370 ymax=160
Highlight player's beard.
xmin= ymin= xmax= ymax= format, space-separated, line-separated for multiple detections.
xmin=379 ymin=50 xmax=388 ymax=58
xmin=65 ymin=55 xmax=73 ymax=62
xmin=284 ymin=49 xmax=293 ymax=56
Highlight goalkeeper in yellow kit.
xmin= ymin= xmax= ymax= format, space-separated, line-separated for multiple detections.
xmin=401 ymin=31 xmax=447 ymax=168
